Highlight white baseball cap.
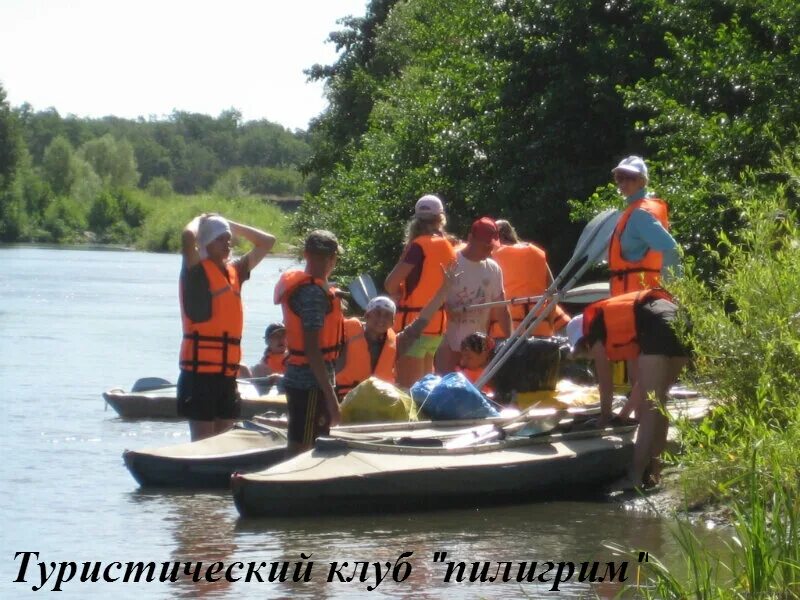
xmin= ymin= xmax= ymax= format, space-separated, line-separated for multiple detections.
xmin=414 ymin=194 xmax=445 ymax=219
xmin=565 ymin=315 xmax=585 ymax=353
xmin=366 ymin=295 xmax=396 ymax=316
xmin=612 ymin=155 xmax=648 ymax=180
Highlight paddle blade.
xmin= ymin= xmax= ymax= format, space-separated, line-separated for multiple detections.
xmin=361 ymin=274 xmax=379 ymax=300
xmin=347 ymin=276 xmax=371 ymax=311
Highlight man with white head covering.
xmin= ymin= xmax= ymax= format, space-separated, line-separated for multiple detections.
xmin=336 ymin=266 xmax=460 ymax=398
xmin=178 ymin=212 xmax=276 ymax=441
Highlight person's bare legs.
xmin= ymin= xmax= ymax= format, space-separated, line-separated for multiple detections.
xmin=647 ymin=356 xmax=689 ymax=482
xmin=625 ymin=354 xmax=688 ymax=487
xmin=396 ymin=354 xmax=425 ymax=388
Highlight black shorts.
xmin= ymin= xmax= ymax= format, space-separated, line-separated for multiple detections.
xmin=177 ymin=371 xmax=241 ymax=421
xmin=635 ymin=298 xmax=691 ymax=357
xmin=285 ymin=386 xmax=330 ymax=446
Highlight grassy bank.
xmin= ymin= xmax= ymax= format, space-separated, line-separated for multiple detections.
xmin=613 ymin=158 xmax=800 ymax=597
xmin=10 ymin=187 xmax=295 ymax=255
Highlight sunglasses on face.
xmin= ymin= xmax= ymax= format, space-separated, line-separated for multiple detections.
xmin=614 ymin=172 xmax=638 ymax=183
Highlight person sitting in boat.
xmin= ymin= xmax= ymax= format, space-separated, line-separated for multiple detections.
xmin=436 ymin=217 xmax=512 ymax=374
xmin=336 ymin=266 xmax=460 ymax=399
xmin=566 ymin=288 xmax=690 ymax=489
xmin=385 ymin=194 xmax=458 ymax=388
xmin=489 ymin=219 xmax=569 ymax=338
xmin=245 ymin=322 xmax=288 ymax=379
xmin=178 ymin=213 xmax=276 ymax=442
xmin=276 ymin=230 xmax=345 ymax=457
xmin=455 ymin=332 xmax=496 ymax=396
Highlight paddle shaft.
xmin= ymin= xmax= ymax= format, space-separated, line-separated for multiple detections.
xmin=475 ymin=209 xmax=619 ymax=389
xmin=456 ymin=283 xmax=609 ymax=312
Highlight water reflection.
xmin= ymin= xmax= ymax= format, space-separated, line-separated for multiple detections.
xmin=130 ymin=490 xmax=238 ymax=598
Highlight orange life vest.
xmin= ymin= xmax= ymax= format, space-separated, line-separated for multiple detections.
xmin=608 ymin=197 xmax=670 ymax=296
xmin=179 ymin=259 xmax=243 ymax=376
xmin=335 ymin=317 xmax=397 ymax=397
xmin=582 ymin=288 xmax=673 ymax=361
xmin=262 ymin=351 xmax=287 ymax=375
xmin=394 ymin=234 xmax=456 ymax=335
xmin=457 ymin=366 xmax=494 ymax=395
xmin=274 ymin=270 xmax=344 ymax=367
xmin=489 ymin=242 xmax=568 ymax=337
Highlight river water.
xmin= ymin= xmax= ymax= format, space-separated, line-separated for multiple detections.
xmin=1 ymin=247 xmax=708 ymax=599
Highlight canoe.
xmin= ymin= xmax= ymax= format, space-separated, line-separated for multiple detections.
xmin=122 ymin=411 xmax=565 ymax=489
xmin=231 ymin=424 xmax=636 ymax=518
xmin=103 ymin=378 xmax=287 ymax=419
xmin=124 ymin=422 xmax=288 ymax=488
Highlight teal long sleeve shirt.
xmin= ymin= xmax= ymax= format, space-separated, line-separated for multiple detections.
xmin=618 ymin=189 xmax=682 ymax=281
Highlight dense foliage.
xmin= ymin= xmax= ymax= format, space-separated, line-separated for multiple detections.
xmin=301 ymin=0 xmax=800 ymax=283
xmin=0 ymin=87 xmax=302 ymax=246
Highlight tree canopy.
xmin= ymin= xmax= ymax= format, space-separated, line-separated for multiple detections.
xmin=299 ymin=0 xmax=800 ymax=282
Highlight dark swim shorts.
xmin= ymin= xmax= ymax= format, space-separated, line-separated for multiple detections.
xmin=635 ymin=298 xmax=691 ymax=357
xmin=285 ymin=386 xmax=331 ymax=446
xmin=177 ymin=371 xmax=242 ymax=421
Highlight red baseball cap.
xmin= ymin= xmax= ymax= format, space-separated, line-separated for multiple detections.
xmin=470 ymin=217 xmax=500 ymax=247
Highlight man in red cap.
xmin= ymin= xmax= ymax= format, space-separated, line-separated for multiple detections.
xmin=435 ymin=217 xmax=512 ymax=373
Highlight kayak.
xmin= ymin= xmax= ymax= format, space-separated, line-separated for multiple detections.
xmin=231 ymin=423 xmax=636 ymax=518
xmin=124 ymin=422 xmax=288 ymax=488
xmin=122 ymin=411 xmax=566 ymax=489
xmin=103 ymin=377 xmax=287 ymax=419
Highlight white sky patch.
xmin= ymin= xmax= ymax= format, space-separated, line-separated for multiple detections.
xmin=0 ymin=0 xmax=368 ymax=130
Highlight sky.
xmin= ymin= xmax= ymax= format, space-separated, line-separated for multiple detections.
xmin=0 ymin=0 xmax=369 ymax=131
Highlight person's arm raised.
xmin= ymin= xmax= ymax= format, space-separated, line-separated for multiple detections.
xmin=181 ymin=215 xmax=204 ymax=269
xmin=229 ymin=220 xmax=276 ymax=272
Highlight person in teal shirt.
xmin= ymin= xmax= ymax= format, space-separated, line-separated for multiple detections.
xmin=611 ymin=155 xmax=682 ymax=285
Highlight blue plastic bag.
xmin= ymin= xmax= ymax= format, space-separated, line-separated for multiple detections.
xmin=410 ymin=372 xmax=500 ymax=420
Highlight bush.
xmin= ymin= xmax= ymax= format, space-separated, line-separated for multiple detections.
xmin=43 ymin=195 xmax=87 ymax=242
xmin=145 ymin=176 xmax=173 ymax=198
xmin=668 ymin=155 xmax=800 ymax=504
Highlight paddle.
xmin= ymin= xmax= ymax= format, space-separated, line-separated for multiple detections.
xmin=475 ymin=209 xmax=620 ymax=390
xmin=347 ymin=274 xmax=380 ymax=311
xmin=455 ymin=282 xmax=610 ymax=313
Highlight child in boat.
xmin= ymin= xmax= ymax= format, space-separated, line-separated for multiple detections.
xmin=245 ymin=322 xmax=288 ymax=378
xmin=336 ymin=265 xmax=460 ymax=398
xmin=456 ymin=332 xmax=496 ymax=396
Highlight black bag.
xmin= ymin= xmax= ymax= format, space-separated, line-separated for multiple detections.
xmin=491 ymin=337 xmax=562 ymax=403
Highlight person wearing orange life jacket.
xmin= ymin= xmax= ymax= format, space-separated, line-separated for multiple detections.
xmin=335 ymin=297 xmax=398 ymax=399
xmin=244 ymin=322 xmax=288 ymax=379
xmin=276 ymin=230 xmax=345 ymax=457
xmin=385 ymin=194 xmax=457 ymax=387
xmin=178 ymin=213 xmax=275 ymax=441
xmin=608 ymin=156 xmax=681 ymax=296
xmin=336 ymin=266 xmax=461 ymax=398
xmin=567 ymin=288 xmax=690 ymax=489
xmin=489 ymin=219 xmax=570 ymax=338
xmin=606 ymin=156 xmax=683 ymax=401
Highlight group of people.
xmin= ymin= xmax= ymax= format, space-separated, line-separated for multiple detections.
xmin=176 ymin=154 xmax=688 ymax=490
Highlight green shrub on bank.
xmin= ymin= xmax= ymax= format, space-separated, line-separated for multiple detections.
xmin=135 ymin=191 xmax=291 ymax=253
xmin=667 ymin=154 xmax=800 ymax=505
xmin=609 ymin=450 xmax=800 ymax=598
